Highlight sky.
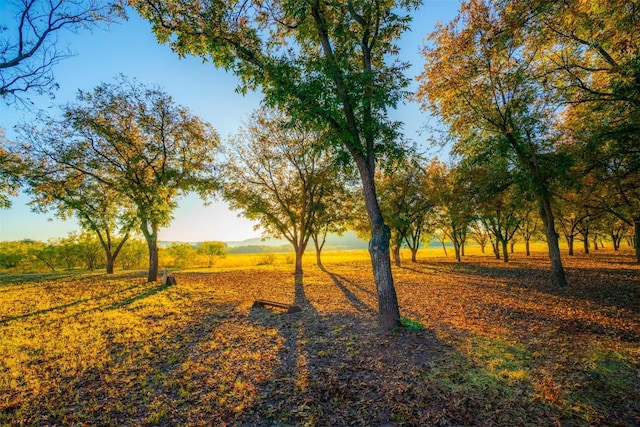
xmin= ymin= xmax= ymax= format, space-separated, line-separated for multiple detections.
xmin=0 ymin=0 xmax=461 ymax=243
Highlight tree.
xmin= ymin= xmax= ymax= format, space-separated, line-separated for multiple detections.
xmin=518 ymin=206 xmax=540 ymax=257
xmin=198 ymin=241 xmax=227 ymax=268
xmin=508 ymin=0 xmax=640 ymax=262
xmin=21 ymin=151 xmax=135 ymax=274
xmin=377 ymin=154 xmax=433 ymax=265
xmin=0 ymin=127 xmax=22 ymax=208
xmin=427 ymin=161 xmax=472 ymax=263
xmin=468 ymin=220 xmax=490 ymax=254
xmin=309 ymin=181 xmax=354 ymax=268
xmin=223 ymin=108 xmax=341 ymax=282
xmin=118 ymin=238 xmax=147 ymax=270
xmin=461 ymin=159 xmax=523 ymax=263
xmin=417 ymin=0 xmax=570 ymax=286
xmin=131 ymin=0 xmax=414 ymax=330
xmin=0 ymin=0 xmax=124 ymax=103
xmin=19 ymin=76 xmax=220 ymax=281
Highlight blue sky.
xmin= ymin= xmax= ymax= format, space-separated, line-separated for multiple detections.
xmin=0 ymin=0 xmax=460 ymax=242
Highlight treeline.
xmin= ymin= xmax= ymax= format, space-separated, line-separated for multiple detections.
xmin=0 ymin=237 xmax=226 ymax=274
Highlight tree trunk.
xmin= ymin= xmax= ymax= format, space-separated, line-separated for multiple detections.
xmin=294 ymin=245 xmax=305 ymax=282
xmin=312 ymin=234 xmax=324 ymax=267
xmin=410 ymin=248 xmax=418 ymax=263
xmin=567 ymin=235 xmax=574 ymax=256
xmin=593 ymin=236 xmax=599 ymax=251
xmin=525 ymin=238 xmax=531 ymax=256
xmin=461 ymin=242 xmax=465 ymax=257
xmin=583 ymin=230 xmax=590 ymax=254
xmin=510 ymin=240 xmax=515 ymax=254
xmin=106 ymin=256 xmax=115 ymax=274
xmin=440 ymin=240 xmax=448 ymax=256
xmin=357 ymin=157 xmax=401 ymax=331
xmin=480 ymin=242 xmax=486 ymax=254
xmin=634 ymin=217 xmax=640 ymax=263
xmin=393 ymin=245 xmax=401 ymax=267
xmin=539 ymin=198 xmax=567 ymax=287
xmin=492 ymin=239 xmax=500 ymax=259
xmin=141 ymin=219 xmax=159 ymax=282
xmin=502 ymin=239 xmax=509 ymax=263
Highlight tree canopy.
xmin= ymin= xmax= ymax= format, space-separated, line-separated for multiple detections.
xmin=19 ymin=76 xmax=220 ymax=281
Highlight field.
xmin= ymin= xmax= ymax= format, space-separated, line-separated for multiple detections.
xmin=1 ymin=247 xmax=639 ymax=426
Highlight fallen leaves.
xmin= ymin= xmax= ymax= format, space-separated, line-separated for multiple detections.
xmin=0 ymin=250 xmax=639 ymax=425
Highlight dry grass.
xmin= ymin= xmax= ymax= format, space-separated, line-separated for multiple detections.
xmin=1 ymin=248 xmax=639 ymax=426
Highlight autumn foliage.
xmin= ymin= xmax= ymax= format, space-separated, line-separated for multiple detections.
xmin=1 ymin=248 xmax=638 ymax=426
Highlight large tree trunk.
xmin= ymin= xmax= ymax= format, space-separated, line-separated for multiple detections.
xmin=141 ymin=219 xmax=159 ymax=282
xmin=410 ymin=248 xmax=418 ymax=263
xmin=294 ymin=244 xmax=305 ymax=282
xmin=357 ymin=157 xmax=401 ymax=331
xmin=539 ymin=198 xmax=567 ymax=287
xmin=106 ymin=256 xmax=115 ymax=274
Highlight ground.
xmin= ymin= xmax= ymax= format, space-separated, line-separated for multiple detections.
xmin=1 ymin=249 xmax=639 ymax=426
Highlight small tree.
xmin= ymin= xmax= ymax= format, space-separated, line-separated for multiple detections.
xmin=223 ymin=108 xmax=342 ymax=282
xmin=377 ymin=153 xmax=434 ymax=266
xmin=198 ymin=241 xmax=227 ymax=268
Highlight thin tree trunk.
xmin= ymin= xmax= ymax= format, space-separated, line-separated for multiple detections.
xmin=294 ymin=245 xmax=305 ymax=282
xmin=634 ymin=217 xmax=640 ymax=263
xmin=393 ymin=245 xmax=401 ymax=267
xmin=525 ymin=238 xmax=531 ymax=256
xmin=510 ymin=240 xmax=515 ymax=254
xmin=539 ymin=198 xmax=567 ymax=287
xmin=312 ymin=234 xmax=325 ymax=267
xmin=492 ymin=238 xmax=500 ymax=259
xmin=410 ymin=248 xmax=418 ymax=263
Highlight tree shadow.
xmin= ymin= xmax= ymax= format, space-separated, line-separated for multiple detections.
xmin=4 ymin=269 xmax=622 ymax=426
xmin=106 ymin=281 xmax=173 ymax=310
xmin=322 ymin=270 xmax=377 ymax=316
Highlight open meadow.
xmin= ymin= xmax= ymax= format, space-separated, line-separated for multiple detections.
xmin=1 ymin=247 xmax=639 ymax=426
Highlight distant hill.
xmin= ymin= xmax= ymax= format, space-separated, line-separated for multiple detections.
xmin=226 ymin=231 xmax=369 ymax=253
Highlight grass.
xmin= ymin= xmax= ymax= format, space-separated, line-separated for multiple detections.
xmin=1 ymin=247 xmax=639 ymax=426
